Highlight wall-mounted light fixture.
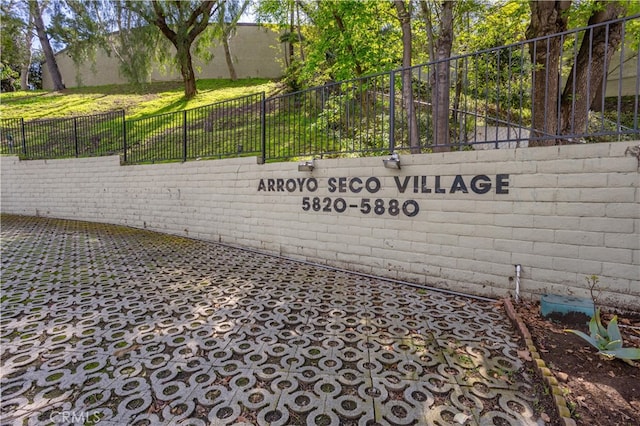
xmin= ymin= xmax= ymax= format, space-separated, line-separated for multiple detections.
xmin=298 ymin=159 xmax=315 ymax=172
xmin=383 ymin=152 xmax=401 ymax=169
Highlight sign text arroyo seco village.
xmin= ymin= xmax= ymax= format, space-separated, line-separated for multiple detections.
xmin=257 ymin=174 xmax=510 ymax=217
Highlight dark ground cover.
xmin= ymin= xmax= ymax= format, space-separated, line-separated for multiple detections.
xmin=513 ymin=300 xmax=640 ymax=426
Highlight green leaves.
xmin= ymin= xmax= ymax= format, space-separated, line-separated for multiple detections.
xmin=601 ymin=347 xmax=640 ymax=360
xmin=566 ymin=308 xmax=640 ymax=361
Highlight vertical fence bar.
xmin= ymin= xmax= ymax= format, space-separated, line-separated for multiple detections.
xmin=122 ymin=111 xmax=128 ymax=163
xmin=20 ymin=118 xmax=27 ymax=156
xmin=261 ymin=92 xmax=266 ymax=164
xmin=616 ymin=24 xmax=626 ymax=138
xmin=388 ymin=70 xmax=396 ymax=153
xmin=73 ymin=117 xmax=79 ymax=157
xmin=557 ymin=34 xmax=564 ymax=140
xmin=183 ymin=110 xmax=187 ymax=162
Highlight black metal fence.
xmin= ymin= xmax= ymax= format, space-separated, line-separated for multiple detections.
xmin=124 ymin=93 xmax=264 ymax=163
xmin=1 ymin=15 xmax=638 ymax=164
xmin=0 ymin=111 xmax=125 ymax=159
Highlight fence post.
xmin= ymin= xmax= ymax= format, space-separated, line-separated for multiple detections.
xmin=20 ymin=118 xmax=27 ymax=156
xmin=388 ymin=70 xmax=396 ymax=153
xmin=73 ymin=117 xmax=79 ymax=157
xmin=183 ymin=110 xmax=187 ymax=162
xmin=122 ymin=110 xmax=127 ymax=164
xmin=260 ymin=92 xmax=266 ymax=164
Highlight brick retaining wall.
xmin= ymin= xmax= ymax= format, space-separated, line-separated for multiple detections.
xmin=2 ymin=141 xmax=638 ymax=310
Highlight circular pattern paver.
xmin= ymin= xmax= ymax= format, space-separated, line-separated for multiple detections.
xmin=1 ymin=215 xmax=540 ymax=425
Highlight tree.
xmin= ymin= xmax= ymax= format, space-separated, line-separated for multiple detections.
xmin=526 ymin=0 xmax=627 ymax=145
xmin=28 ymin=49 xmax=44 ymax=89
xmin=525 ymin=0 xmax=570 ymax=144
xmin=1 ymin=0 xmax=35 ymax=91
xmin=296 ymin=0 xmax=399 ymax=85
xmin=19 ymin=5 xmax=34 ymax=90
xmin=254 ymin=0 xmax=310 ymax=90
xmin=394 ymin=0 xmax=419 ymax=153
xmin=559 ymin=1 xmax=626 ymax=136
xmin=49 ymin=1 xmax=160 ymax=87
xmin=47 ymin=0 xmax=239 ymax=98
xmin=131 ymin=1 xmax=221 ymax=99
xmin=419 ymin=0 xmax=455 ymax=150
xmin=214 ymin=0 xmax=250 ymax=81
xmin=31 ymin=0 xmax=65 ymax=90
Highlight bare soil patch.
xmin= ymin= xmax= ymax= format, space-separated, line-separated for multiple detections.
xmin=513 ymin=300 xmax=640 ymax=426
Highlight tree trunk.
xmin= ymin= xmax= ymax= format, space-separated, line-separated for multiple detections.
xmin=20 ymin=10 xmax=34 ymax=90
xmin=288 ymin=5 xmax=295 ymax=67
xmin=526 ymin=0 xmax=570 ymax=146
xmin=222 ymin=34 xmax=237 ymax=81
xmin=433 ymin=0 xmax=453 ymax=152
xmin=31 ymin=0 xmax=65 ymax=91
xmin=560 ymin=1 xmax=625 ymax=137
xmin=419 ymin=1 xmax=436 ymax=62
xmin=178 ymin=45 xmax=197 ymax=99
xmin=394 ymin=0 xmax=420 ymax=154
xmin=296 ymin=0 xmax=305 ymax=61
xmin=149 ymin=1 xmax=217 ymax=99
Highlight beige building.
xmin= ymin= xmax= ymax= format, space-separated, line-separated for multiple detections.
xmin=42 ymin=24 xmax=284 ymax=90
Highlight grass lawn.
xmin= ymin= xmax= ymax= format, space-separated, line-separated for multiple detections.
xmin=0 ymin=78 xmax=278 ymax=121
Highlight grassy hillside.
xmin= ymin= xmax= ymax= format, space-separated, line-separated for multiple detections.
xmin=0 ymin=78 xmax=278 ymax=121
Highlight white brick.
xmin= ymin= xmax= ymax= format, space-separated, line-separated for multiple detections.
xmin=580 ymin=217 xmax=635 ymax=233
xmin=551 ymin=257 xmax=602 ymax=276
xmin=533 ymin=242 xmax=579 ymax=258
xmin=494 ymin=239 xmax=534 ymax=254
xmin=536 ymin=159 xmax=586 ymax=174
xmin=601 ymin=262 xmax=640 ymax=281
xmin=557 ymin=173 xmax=608 ymax=188
xmin=533 ymin=216 xmax=580 ymax=231
xmin=604 ymin=233 xmax=639 ymax=250
xmin=579 ymin=188 xmax=636 ymax=203
xmin=555 ymin=230 xmax=604 ymax=246
xmin=608 ymin=172 xmax=640 ymax=188
xmin=495 ymin=214 xmax=533 ymax=228
xmin=605 ymin=203 xmax=640 ymax=219
xmin=511 ymin=253 xmax=554 ymax=269
xmin=514 ymin=228 xmax=555 ymax=243
xmin=513 ymin=174 xmax=558 ymax=188
xmin=584 ymin=157 xmax=638 ymax=173
xmin=556 ymin=202 xmax=606 ymax=217
xmin=559 ymin=142 xmax=611 ymax=159
xmin=579 ymin=246 xmax=632 ymax=264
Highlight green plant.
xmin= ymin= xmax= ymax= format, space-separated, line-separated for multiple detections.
xmin=565 ymin=308 xmax=640 ymax=361
xmin=585 ymin=274 xmax=601 ymax=306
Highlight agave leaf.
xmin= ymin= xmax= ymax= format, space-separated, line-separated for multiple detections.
xmin=593 ymin=333 xmax=610 ymax=350
xmin=593 ymin=308 xmax=609 ymax=339
xmin=600 ymin=347 xmax=640 ymax=360
xmin=607 ymin=316 xmax=622 ymax=348
xmin=605 ymin=339 xmax=623 ymax=350
xmin=588 ymin=314 xmax=599 ymax=337
xmin=565 ymin=329 xmax=599 ymax=350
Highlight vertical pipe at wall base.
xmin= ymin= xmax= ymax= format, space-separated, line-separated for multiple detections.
xmin=515 ymin=264 xmax=521 ymax=303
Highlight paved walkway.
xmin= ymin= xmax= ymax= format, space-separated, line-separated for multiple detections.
xmin=1 ymin=215 xmax=541 ymax=425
